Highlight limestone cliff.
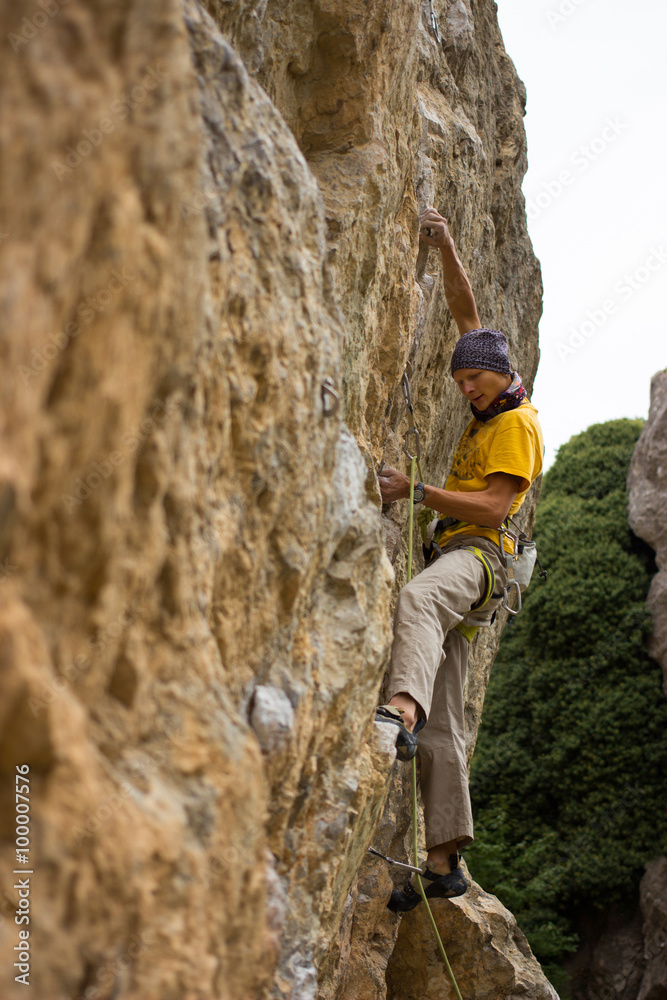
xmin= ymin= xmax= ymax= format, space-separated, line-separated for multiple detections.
xmin=628 ymin=369 xmax=667 ymax=694
xmin=0 ymin=1 xmax=549 ymax=998
xmin=626 ymin=374 xmax=667 ymax=1000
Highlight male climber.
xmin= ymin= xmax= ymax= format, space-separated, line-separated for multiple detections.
xmin=376 ymin=207 xmax=543 ymax=912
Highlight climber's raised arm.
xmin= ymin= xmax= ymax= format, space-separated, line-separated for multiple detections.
xmin=419 ymin=208 xmax=481 ymax=336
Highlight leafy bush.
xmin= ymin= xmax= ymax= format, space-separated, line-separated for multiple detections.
xmin=468 ymin=419 xmax=667 ymax=971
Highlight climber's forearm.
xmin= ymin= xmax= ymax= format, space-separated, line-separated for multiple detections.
xmin=378 ymin=468 xmax=520 ymax=528
xmin=418 ymin=208 xmax=481 ymax=335
xmin=421 ymin=481 xmax=512 ymax=528
xmin=439 ymin=239 xmax=481 ymax=336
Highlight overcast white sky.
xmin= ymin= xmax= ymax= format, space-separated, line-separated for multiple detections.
xmin=496 ymin=0 xmax=667 ymax=468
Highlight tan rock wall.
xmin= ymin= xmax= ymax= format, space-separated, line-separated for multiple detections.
xmin=627 ymin=376 xmax=667 ymax=999
xmin=0 ymin=0 xmax=547 ymax=998
xmin=628 ymin=368 xmax=667 ymax=693
xmin=386 ymin=874 xmax=559 ymax=1000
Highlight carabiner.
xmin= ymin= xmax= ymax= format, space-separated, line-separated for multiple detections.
xmin=403 ymin=427 xmax=421 ymax=462
xmin=499 ymin=526 xmax=519 ymax=556
xmin=502 ymin=579 xmax=522 ymax=615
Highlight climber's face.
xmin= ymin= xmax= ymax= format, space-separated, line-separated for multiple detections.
xmin=453 ymin=368 xmax=512 ymax=411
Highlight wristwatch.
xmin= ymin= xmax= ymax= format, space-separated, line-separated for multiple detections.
xmin=412 ymin=482 xmax=426 ymax=503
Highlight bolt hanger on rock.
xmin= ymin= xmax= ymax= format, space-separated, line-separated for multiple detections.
xmin=321 ymin=376 xmax=340 ymax=418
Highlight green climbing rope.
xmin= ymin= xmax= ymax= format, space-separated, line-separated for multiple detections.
xmin=406 ymin=455 xmax=464 ymax=1000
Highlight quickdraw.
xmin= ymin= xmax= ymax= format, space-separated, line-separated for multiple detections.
xmin=401 ymin=368 xmax=423 ymax=477
xmin=367 ymin=846 xmax=423 ymax=874
xmin=427 ymin=0 xmax=441 ymax=44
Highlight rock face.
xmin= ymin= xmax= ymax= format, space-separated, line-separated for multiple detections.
xmin=628 ymin=369 xmax=667 ymax=694
xmin=639 ymin=857 xmax=667 ymax=1000
xmin=386 ymin=872 xmax=559 ymax=1000
xmin=0 ymin=1 xmax=548 ymax=998
xmin=563 ymin=860 xmax=667 ymax=1000
xmin=565 ymin=906 xmax=647 ymax=1000
xmin=564 ymin=376 xmax=667 ymax=1000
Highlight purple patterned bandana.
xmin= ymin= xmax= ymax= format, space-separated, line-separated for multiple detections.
xmin=471 ymin=372 xmax=527 ymax=422
xmin=450 ymin=328 xmax=511 ymax=376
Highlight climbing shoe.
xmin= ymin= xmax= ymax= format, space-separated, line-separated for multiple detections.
xmin=375 ymin=706 xmax=425 ymax=761
xmin=387 ymin=854 xmax=467 ymax=912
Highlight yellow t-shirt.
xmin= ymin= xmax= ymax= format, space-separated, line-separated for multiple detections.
xmin=436 ymin=400 xmax=544 ymax=552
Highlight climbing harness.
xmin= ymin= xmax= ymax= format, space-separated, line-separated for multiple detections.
xmin=453 ymin=545 xmax=497 ymax=643
xmin=425 ymin=510 xmax=545 ymax=627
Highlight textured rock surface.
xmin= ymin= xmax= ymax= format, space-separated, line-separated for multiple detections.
xmin=386 ymin=873 xmax=559 ymax=1000
xmin=628 ymin=369 xmax=667 ymax=693
xmin=639 ymin=857 xmax=667 ymax=1000
xmin=565 ymin=906 xmax=646 ymax=1000
xmin=565 ymin=376 xmax=667 ymax=1000
xmin=0 ymin=0 xmax=548 ymax=997
xmin=562 ymin=860 xmax=667 ymax=1000
xmin=327 ymin=775 xmax=558 ymax=1000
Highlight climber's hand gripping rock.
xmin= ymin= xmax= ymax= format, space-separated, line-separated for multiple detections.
xmin=418 ymin=207 xmax=451 ymax=247
xmin=378 ymin=466 xmax=411 ymax=504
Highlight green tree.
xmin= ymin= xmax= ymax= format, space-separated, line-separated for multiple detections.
xmin=468 ymin=419 xmax=667 ymax=979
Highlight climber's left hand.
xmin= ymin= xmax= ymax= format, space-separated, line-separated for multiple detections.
xmin=378 ymin=466 xmax=411 ymax=503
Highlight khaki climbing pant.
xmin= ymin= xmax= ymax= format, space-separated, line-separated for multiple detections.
xmin=385 ymin=535 xmax=506 ymax=851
